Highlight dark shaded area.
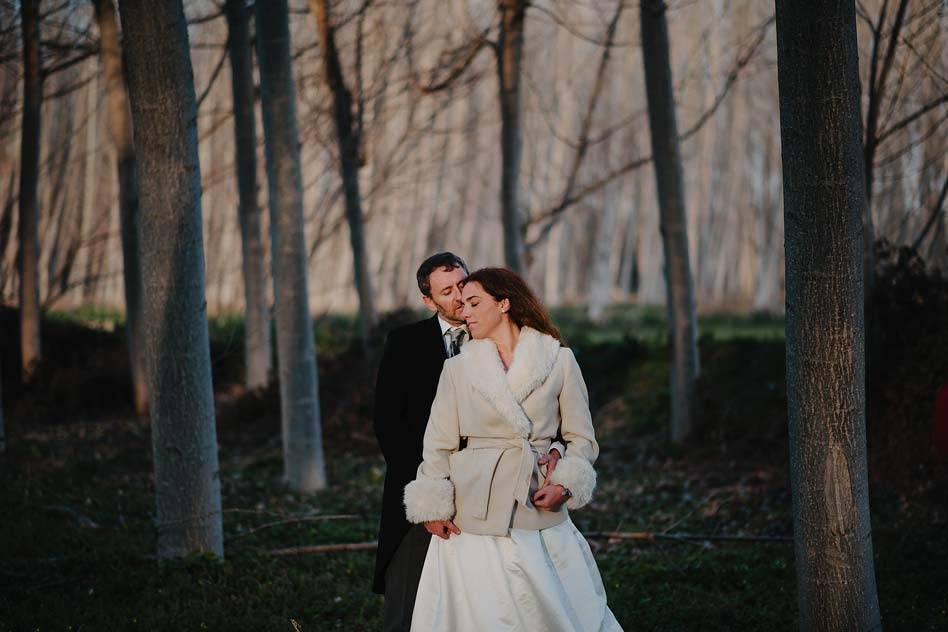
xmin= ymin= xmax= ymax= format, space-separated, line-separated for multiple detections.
xmin=868 ymin=240 xmax=948 ymax=498
xmin=0 ymin=265 xmax=946 ymax=628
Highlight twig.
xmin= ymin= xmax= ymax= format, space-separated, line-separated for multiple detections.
xmin=269 ymin=541 xmax=377 ymax=556
xmin=227 ymin=515 xmax=359 ymax=542
xmin=585 ymin=531 xmax=792 ymax=544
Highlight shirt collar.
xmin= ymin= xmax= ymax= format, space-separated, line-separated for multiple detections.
xmin=437 ymin=315 xmax=466 ymax=336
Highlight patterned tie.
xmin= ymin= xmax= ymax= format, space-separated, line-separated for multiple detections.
xmin=447 ymin=327 xmax=467 ymax=357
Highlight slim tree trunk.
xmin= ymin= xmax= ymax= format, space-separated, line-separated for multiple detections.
xmin=640 ymin=0 xmax=699 ymax=443
xmin=497 ymin=0 xmax=527 ymax=275
xmin=0 ymin=363 xmax=5 ymax=454
xmin=118 ymin=0 xmax=224 ymax=559
xmin=774 ymin=1 xmax=882 ymax=628
xmin=308 ymin=0 xmax=376 ymax=347
xmin=18 ymin=0 xmax=42 ymax=381
xmin=93 ymin=0 xmax=148 ymax=416
xmin=255 ymin=0 xmax=327 ymax=492
xmin=225 ymin=0 xmax=271 ymax=390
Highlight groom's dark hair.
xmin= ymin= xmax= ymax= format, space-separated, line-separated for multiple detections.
xmin=416 ymin=252 xmax=469 ymax=297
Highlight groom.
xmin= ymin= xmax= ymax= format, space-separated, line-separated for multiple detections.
xmin=372 ymin=252 xmax=561 ymax=631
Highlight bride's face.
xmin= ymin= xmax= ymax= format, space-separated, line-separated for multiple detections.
xmin=461 ymin=281 xmax=508 ymax=340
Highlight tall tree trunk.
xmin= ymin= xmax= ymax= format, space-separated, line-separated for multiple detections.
xmin=93 ymin=0 xmax=148 ymax=416
xmin=774 ymin=1 xmax=882 ymax=628
xmin=587 ymin=199 xmax=618 ymax=323
xmin=255 ymin=0 xmax=327 ymax=492
xmin=0 ymin=363 xmax=5 ymax=454
xmin=640 ymin=0 xmax=699 ymax=443
xmin=225 ymin=0 xmax=271 ymax=390
xmin=18 ymin=0 xmax=42 ymax=381
xmin=497 ymin=0 xmax=527 ymax=275
xmin=117 ymin=0 xmax=224 ymax=559
xmin=308 ymin=0 xmax=376 ymax=347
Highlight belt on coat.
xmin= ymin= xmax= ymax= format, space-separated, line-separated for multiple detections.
xmin=463 ymin=436 xmax=552 ymax=517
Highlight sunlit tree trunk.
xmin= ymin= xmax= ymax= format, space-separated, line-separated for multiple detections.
xmin=255 ymin=0 xmax=327 ymax=492
xmin=18 ymin=0 xmax=42 ymax=381
xmin=93 ymin=0 xmax=147 ymax=415
xmin=118 ymin=0 xmax=224 ymax=558
xmin=640 ymin=0 xmax=699 ymax=443
xmin=225 ymin=0 xmax=271 ymax=390
xmin=775 ymin=0 xmax=882 ymax=628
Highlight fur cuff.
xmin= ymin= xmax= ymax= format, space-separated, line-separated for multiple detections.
xmin=549 ymin=456 xmax=596 ymax=510
xmin=403 ymin=476 xmax=455 ymax=523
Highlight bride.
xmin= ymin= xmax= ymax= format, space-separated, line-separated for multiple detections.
xmin=403 ymin=267 xmax=622 ymax=631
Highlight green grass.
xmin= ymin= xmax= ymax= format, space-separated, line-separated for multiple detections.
xmin=1 ymin=307 xmax=945 ymax=631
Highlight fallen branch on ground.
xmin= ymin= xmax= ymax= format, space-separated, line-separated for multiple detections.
xmin=266 ymin=531 xmax=792 ymax=557
xmin=269 ymin=541 xmax=378 ymax=556
xmin=585 ymin=531 xmax=792 ymax=543
xmin=227 ymin=515 xmax=359 ymax=542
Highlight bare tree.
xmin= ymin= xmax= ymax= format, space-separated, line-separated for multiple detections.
xmin=117 ymin=0 xmax=224 ymax=559
xmin=497 ymin=0 xmax=528 ymax=275
xmin=0 ymin=363 xmax=5 ymax=454
xmin=18 ymin=0 xmax=42 ymax=381
xmin=308 ymin=0 xmax=377 ymax=346
xmin=640 ymin=0 xmax=699 ymax=443
xmin=775 ymin=0 xmax=882 ymax=628
xmin=225 ymin=0 xmax=271 ymax=390
xmin=92 ymin=0 xmax=147 ymax=415
xmin=255 ymin=0 xmax=327 ymax=492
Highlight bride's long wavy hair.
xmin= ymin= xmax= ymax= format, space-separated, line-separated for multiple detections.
xmin=461 ymin=267 xmax=565 ymax=345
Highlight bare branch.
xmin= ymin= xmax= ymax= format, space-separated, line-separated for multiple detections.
xmin=877 ymin=93 xmax=948 ymax=144
xmin=196 ymin=44 xmax=230 ymax=110
xmin=526 ymin=1 xmax=627 ymax=250
xmin=414 ymin=27 xmax=492 ymax=94
xmin=187 ymin=7 xmax=226 ymax=25
xmin=680 ymin=14 xmax=774 ymax=141
xmin=912 ymin=171 xmax=948 ymax=252
xmin=42 ymin=46 xmax=98 ymax=78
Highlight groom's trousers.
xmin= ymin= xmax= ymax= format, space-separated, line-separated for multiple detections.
xmin=383 ymin=524 xmax=431 ymax=632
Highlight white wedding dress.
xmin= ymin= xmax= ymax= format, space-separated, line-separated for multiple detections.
xmin=410 ymin=516 xmax=623 ymax=631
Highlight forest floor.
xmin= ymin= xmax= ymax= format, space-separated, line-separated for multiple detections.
xmin=0 ymin=305 xmax=946 ymax=631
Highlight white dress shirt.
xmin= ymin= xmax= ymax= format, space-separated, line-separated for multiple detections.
xmin=438 ymin=315 xmax=468 ymax=357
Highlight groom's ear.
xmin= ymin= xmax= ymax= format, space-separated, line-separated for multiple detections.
xmin=421 ymin=294 xmax=438 ymax=313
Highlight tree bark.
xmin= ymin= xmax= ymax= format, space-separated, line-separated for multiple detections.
xmin=774 ymin=1 xmax=882 ymax=628
xmin=18 ymin=0 xmax=42 ymax=381
xmin=117 ymin=0 xmax=224 ymax=559
xmin=225 ymin=0 xmax=272 ymax=390
xmin=255 ymin=0 xmax=327 ymax=492
xmin=640 ymin=0 xmax=700 ymax=443
xmin=92 ymin=0 xmax=148 ymax=415
xmin=497 ymin=0 xmax=527 ymax=275
xmin=308 ymin=0 xmax=377 ymax=347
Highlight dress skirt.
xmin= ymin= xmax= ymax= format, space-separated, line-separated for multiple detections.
xmin=410 ymin=517 xmax=623 ymax=631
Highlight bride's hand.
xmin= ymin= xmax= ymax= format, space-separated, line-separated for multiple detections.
xmin=532 ymin=484 xmax=567 ymax=510
xmin=537 ymin=448 xmax=561 ymax=487
xmin=424 ymin=519 xmax=461 ymax=539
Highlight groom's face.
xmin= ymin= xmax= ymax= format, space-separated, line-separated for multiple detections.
xmin=422 ymin=266 xmax=467 ymax=325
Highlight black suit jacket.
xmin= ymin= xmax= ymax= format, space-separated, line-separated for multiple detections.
xmin=372 ymin=315 xmax=447 ymax=594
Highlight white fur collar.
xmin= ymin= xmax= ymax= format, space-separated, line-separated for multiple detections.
xmin=460 ymin=327 xmax=561 ymax=438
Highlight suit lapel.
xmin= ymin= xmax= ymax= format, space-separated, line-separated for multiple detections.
xmin=426 ymin=314 xmax=448 ymax=362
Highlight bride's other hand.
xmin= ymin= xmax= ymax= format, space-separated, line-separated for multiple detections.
xmin=537 ymin=448 xmax=561 ymax=487
xmin=532 ymin=484 xmax=567 ymax=510
xmin=424 ymin=520 xmax=461 ymax=539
